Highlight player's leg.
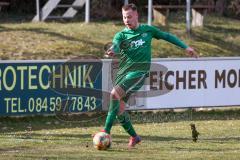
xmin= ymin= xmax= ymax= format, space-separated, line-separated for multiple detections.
xmin=103 ymin=85 xmax=126 ymax=134
xmin=117 ymin=99 xmax=142 ymax=148
xmin=116 ymin=74 xmax=146 ymax=147
xmin=104 ymin=85 xmax=141 ymax=147
xmin=116 ymin=100 xmax=137 ymax=137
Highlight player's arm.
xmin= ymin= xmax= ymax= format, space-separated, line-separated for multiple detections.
xmin=150 ymin=26 xmax=199 ymax=58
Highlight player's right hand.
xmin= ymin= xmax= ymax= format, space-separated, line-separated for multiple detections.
xmin=104 ymin=42 xmax=115 ymax=58
xmin=104 ymin=48 xmax=115 ymax=58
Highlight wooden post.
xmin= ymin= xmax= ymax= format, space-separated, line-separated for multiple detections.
xmin=192 ymin=8 xmax=207 ymax=27
xmin=153 ymin=8 xmax=168 ymax=26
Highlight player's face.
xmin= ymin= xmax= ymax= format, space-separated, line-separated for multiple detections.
xmin=122 ymin=9 xmax=139 ymax=29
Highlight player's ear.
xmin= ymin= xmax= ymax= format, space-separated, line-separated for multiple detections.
xmin=135 ymin=11 xmax=139 ymax=19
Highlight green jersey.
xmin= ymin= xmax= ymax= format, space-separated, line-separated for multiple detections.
xmin=112 ymin=24 xmax=188 ymax=85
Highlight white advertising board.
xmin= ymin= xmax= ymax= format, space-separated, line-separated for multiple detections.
xmin=103 ymin=57 xmax=240 ymax=110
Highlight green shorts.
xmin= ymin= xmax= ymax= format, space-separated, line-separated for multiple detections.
xmin=115 ymin=72 xmax=147 ymax=103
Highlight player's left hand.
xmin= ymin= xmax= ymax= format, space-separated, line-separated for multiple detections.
xmin=186 ymin=47 xmax=199 ymax=58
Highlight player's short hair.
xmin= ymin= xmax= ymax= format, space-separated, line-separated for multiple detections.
xmin=122 ymin=3 xmax=137 ymax=11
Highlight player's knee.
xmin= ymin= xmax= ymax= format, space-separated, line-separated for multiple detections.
xmin=110 ymin=89 xmax=119 ymax=100
xmin=114 ymin=86 xmax=126 ymax=98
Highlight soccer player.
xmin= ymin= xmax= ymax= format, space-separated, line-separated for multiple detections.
xmin=101 ymin=3 xmax=198 ymax=148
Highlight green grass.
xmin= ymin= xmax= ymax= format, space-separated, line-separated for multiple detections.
xmin=0 ymin=115 xmax=240 ymax=160
xmin=0 ymin=13 xmax=240 ymax=59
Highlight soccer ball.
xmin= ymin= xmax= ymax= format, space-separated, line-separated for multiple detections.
xmin=93 ymin=132 xmax=111 ymax=150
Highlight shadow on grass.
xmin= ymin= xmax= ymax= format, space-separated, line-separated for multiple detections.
xmin=1 ymin=132 xmax=188 ymax=142
xmin=1 ymin=108 xmax=240 ymax=133
xmin=202 ymin=136 xmax=240 ymax=142
xmin=0 ymin=132 xmax=190 ymax=143
xmin=205 ymin=25 xmax=240 ymax=34
xmin=191 ymin=26 xmax=240 ymax=56
xmin=0 ymin=24 xmax=106 ymax=58
xmin=3 ymin=128 xmax=240 ymax=142
xmin=1 ymin=132 xmax=92 ymax=141
xmin=112 ymin=134 xmax=190 ymax=143
xmin=0 ymin=146 xmax=30 ymax=152
xmin=0 ymin=25 xmax=105 ymax=52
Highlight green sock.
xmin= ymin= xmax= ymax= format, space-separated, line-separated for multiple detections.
xmin=117 ymin=111 xmax=137 ymax=137
xmin=104 ymin=99 xmax=120 ymax=134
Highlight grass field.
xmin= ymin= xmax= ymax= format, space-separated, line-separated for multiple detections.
xmin=0 ymin=110 xmax=240 ymax=160
xmin=0 ymin=13 xmax=240 ymax=59
xmin=0 ymin=120 xmax=240 ymax=160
